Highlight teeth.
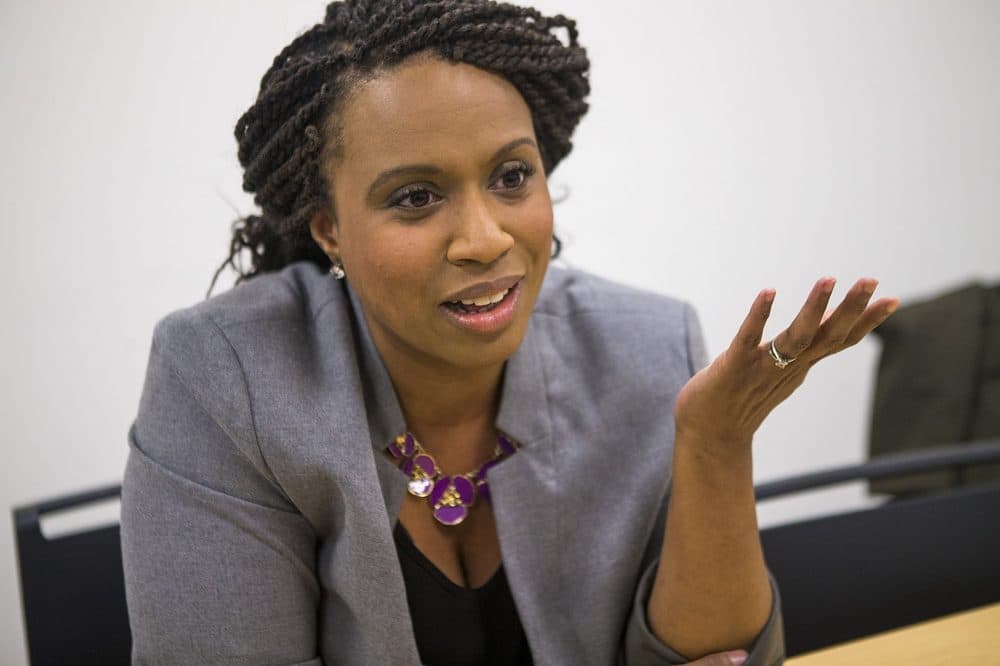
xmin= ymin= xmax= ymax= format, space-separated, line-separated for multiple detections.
xmin=459 ymin=288 xmax=509 ymax=307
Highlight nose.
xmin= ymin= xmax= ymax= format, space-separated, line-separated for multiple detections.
xmin=445 ymin=191 xmax=515 ymax=266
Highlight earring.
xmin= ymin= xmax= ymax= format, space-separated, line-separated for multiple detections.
xmin=329 ymin=260 xmax=345 ymax=280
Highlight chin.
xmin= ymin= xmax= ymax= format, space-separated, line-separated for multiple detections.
xmin=444 ymin=318 xmax=529 ymax=369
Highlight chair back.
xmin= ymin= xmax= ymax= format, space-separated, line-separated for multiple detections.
xmin=756 ymin=440 xmax=1000 ymax=657
xmin=761 ymin=481 xmax=1000 ymax=656
xmin=13 ymin=484 xmax=131 ymax=665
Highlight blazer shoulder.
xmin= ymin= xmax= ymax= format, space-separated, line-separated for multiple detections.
xmin=153 ymin=261 xmax=335 ymax=357
xmin=534 ymin=266 xmax=707 ymax=378
xmin=148 ymin=262 xmax=341 ymax=411
xmin=169 ymin=261 xmax=335 ymax=329
xmin=536 ymin=266 xmax=693 ymax=322
xmin=136 ymin=263 xmax=342 ymax=500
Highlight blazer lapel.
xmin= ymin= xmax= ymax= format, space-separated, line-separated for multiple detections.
xmin=310 ymin=280 xmax=419 ymax=663
xmin=341 ymin=278 xmax=575 ymax=662
xmin=490 ymin=316 xmax=584 ymax=663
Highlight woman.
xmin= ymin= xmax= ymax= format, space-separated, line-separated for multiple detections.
xmin=121 ymin=1 xmax=897 ymax=664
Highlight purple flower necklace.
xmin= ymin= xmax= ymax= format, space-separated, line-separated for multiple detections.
xmin=387 ymin=431 xmax=519 ymax=526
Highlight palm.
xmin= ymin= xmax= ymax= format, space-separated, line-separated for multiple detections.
xmin=674 ymin=278 xmax=898 ymax=451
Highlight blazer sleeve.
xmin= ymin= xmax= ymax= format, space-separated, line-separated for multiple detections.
xmin=121 ymin=311 xmax=323 ymax=665
xmin=620 ymin=303 xmax=786 ymax=665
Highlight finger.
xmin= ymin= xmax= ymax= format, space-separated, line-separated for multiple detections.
xmin=770 ymin=277 xmax=836 ymax=360
xmin=687 ymin=650 xmax=749 ymax=666
xmin=812 ymin=297 xmax=899 ymax=362
xmin=806 ymin=277 xmax=879 ymax=358
xmin=841 ymin=297 xmax=900 ymax=347
xmin=731 ymin=289 xmax=776 ymax=354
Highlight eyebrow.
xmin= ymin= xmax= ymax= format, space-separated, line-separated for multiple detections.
xmin=366 ymin=136 xmax=538 ymax=198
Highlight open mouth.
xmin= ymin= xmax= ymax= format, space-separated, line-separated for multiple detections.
xmin=441 ymin=286 xmax=513 ymax=315
xmin=438 ymin=280 xmax=523 ymax=334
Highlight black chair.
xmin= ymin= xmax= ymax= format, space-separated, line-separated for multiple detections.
xmin=13 ymin=484 xmax=131 ymax=665
xmin=756 ymin=439 xmax=1000 ymax=657
xmin=13 ymin=442 xmax=1000 ymax=662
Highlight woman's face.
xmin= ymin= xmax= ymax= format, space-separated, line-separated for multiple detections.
xmin=311 ymin=55 xmax=553 ymax=376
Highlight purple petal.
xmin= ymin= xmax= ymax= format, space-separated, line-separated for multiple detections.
xmin=497 ymin=435 xmax=516 ymax=456
xmin=401 ymin=433 xmax=416 ymax=457
xmin=414 ymin=454 xmax=437 ymax=476
xmin=429 ymin=476 xmax=451 ymax=506
xmin=453 ymin=476 xmax=475 ymax=504
xmin=476 ymin=459 xmax=499 ymax=481
xmin=434 ymin=505 xmax=468 ymax=526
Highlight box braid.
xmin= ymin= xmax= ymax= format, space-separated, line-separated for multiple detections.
xmin=208 ymin=0 xmax=589 ymax=295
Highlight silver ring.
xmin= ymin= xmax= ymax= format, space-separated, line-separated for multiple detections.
xmin=768 ymin=339 xmax=796 ymax=369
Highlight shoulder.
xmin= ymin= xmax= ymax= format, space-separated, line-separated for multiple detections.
xmin=152 ymin=262 xmax=335 ymax=361
xmin=532 ymin=266 xmax=705 ymax=377
xmin=147 ymin=262 xmax=344 ymax=410
xmin=535 ymin=265 xmax=691 ymax=320
xmin=135 ymin=262 xmax=352 ymax=498
xmin=154 ymin=261 xmax=334 ymax=341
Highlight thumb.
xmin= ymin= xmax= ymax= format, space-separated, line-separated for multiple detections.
xmin=687 ymin=650 xmax=749 ymax=666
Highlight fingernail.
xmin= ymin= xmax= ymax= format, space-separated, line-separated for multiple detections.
xmin=822 ymin=278 xmax=835 ymax=294
xmin=885 ymin=301 xmax=899 ymax=316
xmin=727 ymin=651 xmax=749 ymax=665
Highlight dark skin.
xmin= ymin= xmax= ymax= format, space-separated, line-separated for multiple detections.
xmin=311 ymin=54 xmax=552 ymax=590
xmin=310 ymin=53 xmax=899 ymax=663
xmin=657 ymin=278 xmax=898 ymax=658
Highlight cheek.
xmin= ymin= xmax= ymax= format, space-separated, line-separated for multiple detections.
xmin=334 ymin=204 xmax=401 ymax=275
xmin=517 ymin=192 xmax=555 ymax=248
xmin=354 ymin=236 xmax=425 ymax=288
xmin=341 ymin=222 xmax=442 ymax=314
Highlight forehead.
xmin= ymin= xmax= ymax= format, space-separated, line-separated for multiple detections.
xmin=335 ymin=56 xmax=536 ymax=169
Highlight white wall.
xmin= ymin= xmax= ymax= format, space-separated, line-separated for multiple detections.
xmin=2 ymin=1 xmax=998 ymax=661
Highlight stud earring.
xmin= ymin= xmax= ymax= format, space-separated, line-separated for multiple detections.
xmin=329 ymin=260 xmax=345 ymax=280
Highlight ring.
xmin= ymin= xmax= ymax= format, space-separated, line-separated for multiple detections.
xmin=768 ymin=339 xmax=796 ymax=369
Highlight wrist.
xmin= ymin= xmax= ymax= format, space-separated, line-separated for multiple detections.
xmin=673 ymin=428 xmax=754 ymax=476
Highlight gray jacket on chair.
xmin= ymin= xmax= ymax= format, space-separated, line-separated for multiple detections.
xmin=121 ymin=262 xmax=784 ymax=665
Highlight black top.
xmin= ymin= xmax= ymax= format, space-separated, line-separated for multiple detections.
xmin=394 ymin=522 xmax=533 ymax=666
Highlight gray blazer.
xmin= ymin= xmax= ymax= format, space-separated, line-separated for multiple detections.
xmin=121 ymin=262 xmax=783 ymax=665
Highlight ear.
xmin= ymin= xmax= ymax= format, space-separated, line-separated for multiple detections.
xmin=309 ymin=208 xmax=340 ymax=259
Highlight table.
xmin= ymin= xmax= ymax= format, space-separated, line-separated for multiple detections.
xmin=786 ymin=602 xmax=1000 ymax=665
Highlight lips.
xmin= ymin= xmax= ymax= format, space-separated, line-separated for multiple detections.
xmin=442 ymin=275 xmax=523 ymax=304
xmin=438 ymin=279 xmax=523 ymax=334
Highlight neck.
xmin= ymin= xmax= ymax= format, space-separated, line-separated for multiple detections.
xmin=371 ymin=334 xmax=505 ymax=445
xmin=399 ymin=360 xmax=503 ymax=431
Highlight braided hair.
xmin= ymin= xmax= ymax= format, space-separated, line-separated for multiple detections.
xmin=209 ymin=0 xmax=590 ymax=295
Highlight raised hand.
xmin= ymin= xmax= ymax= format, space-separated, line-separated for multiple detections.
xmin=674 ymin=277 xmax=899 ymax=452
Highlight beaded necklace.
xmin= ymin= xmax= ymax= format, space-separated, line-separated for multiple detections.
xmin=387 ymin=431 xmax=519 ymax=526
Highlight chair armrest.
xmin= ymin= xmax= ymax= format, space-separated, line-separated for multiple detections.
xmin=754 ymin=439 xmax=1000 ymax=501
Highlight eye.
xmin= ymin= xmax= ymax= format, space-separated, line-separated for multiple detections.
xmin=490 ymin=161 xmax=535 ymax=192
xmin=389 ymin=186 xmax=442 ymax=210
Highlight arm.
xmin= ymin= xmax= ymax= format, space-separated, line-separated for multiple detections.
xmin=647 ymin=278 xmax=898 ymax=660
xmin=121 ymin=313 xmax=321 ymax=665
xmin=651 ymin=434 xmax=772 ymax=657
